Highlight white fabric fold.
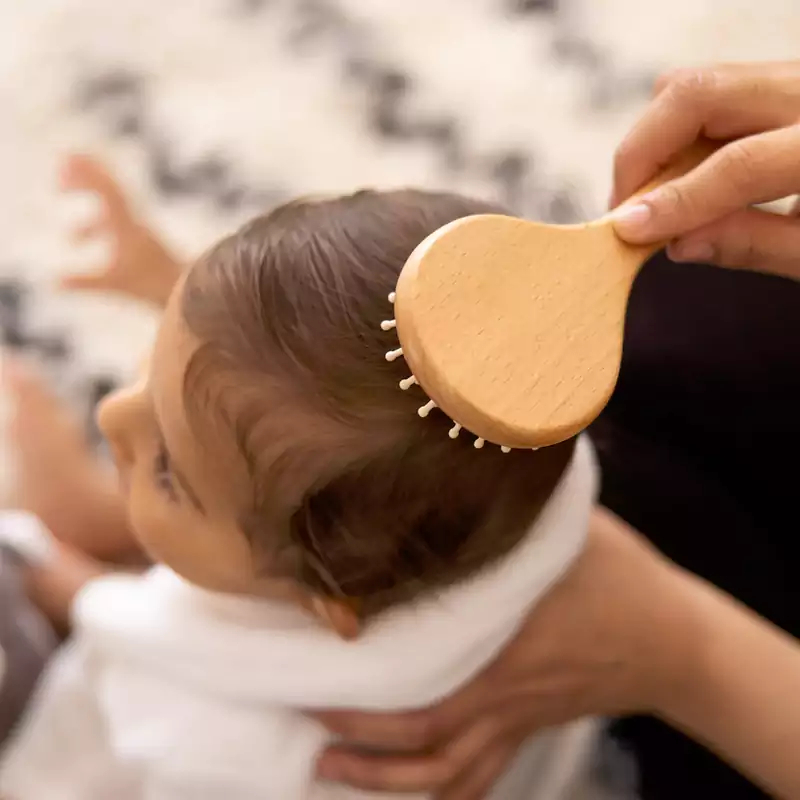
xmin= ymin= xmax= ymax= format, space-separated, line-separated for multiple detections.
xmin=1 ymin=436 xmax=599 ymax=799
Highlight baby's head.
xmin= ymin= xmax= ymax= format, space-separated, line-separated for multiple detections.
xmin=99 ymin=190 xmax=575 ymax=636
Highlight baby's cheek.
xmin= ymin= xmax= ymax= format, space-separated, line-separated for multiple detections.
xmin=124 ymin=491 xmax=174 ymax=565
xmin=136 ymin=353 xmax=152 ymax=380
xmin=182 ymin=524 xmax=258 ymax=593
xmin=123 ymin=479 xmax=185 ymax=561
xmin=130 ymin=504 xmax=255 ymax=593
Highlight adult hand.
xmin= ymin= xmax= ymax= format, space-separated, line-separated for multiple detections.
xmin=609 ymin=61 xmax=800 ymax=280
xmin=314 ymin=509 xmax=702 ymax=799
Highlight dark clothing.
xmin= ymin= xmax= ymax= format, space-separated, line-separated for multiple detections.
xmin=0 ymin=545 xmax=57 ymax=747
xmin=591 ymin=252 xmax=800 ymax=799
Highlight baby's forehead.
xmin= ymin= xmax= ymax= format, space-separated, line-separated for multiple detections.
xmin=151 ymin=285 xmax=251 ymax=511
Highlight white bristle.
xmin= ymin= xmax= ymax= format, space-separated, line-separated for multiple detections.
xmin=399 ymin=375 xmax=418 ymax=390
xmin=385 ymin=347 xmax=403 ymax=362
xmin=381 ymin=319 xmax=397 ymax=331
xmin=474 ymin=438 xmax=486 ymax=449
xmin=448 ymin=422 xmax=462 ymax=439
xmin=388 ymin=291 xmax=397 ymax=304
xmin=418 ymin=400 xmax=437 ymax=418
xmin=501 ymin=446 xmax=511 ymax=453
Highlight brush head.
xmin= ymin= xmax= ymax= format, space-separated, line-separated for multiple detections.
xmin=394 ymin=213 xmax=653 ymax=448
xmin=390 ymin=140 xmax=719 ymax=449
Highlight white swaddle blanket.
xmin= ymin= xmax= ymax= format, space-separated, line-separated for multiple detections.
xmin=0 ymin=437 xmax=599 ymax=800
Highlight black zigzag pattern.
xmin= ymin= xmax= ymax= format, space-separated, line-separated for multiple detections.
xmin=76 ymin=0 xmax=593 ymax=221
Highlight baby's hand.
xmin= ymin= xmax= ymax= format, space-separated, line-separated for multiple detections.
xmin=59 ymin=154 xmax=184 ymax=308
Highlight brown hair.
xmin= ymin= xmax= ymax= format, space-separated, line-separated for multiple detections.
xmin=182 ymin=189 xmax=575 ymax=616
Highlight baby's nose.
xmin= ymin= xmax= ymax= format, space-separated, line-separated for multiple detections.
xmin=96 ymin=385 xmax=143 ymax=465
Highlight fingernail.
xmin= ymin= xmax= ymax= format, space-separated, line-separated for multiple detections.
xmin=609 ymin=202 xmax=653 ymax=238
xmin=668 ymin=239 xmax=714 ymax=264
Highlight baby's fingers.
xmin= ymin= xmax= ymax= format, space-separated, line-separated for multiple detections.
xmin=58 ymin=271 xmax=115 ymax=294
xmin=60 ymin=154 xmax=129 ymax=219
xmin=67 ymin=218 xmax=107 ymax=245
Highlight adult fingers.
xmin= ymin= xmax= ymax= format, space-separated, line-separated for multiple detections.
xmin=312 ymin=706 xmax=452 ymax=755
xmin=611 ymin=63 xmax=800 ymax=206
xmin=316 ymin=746 xmax=453 ymax=794
xmin=611 ymin=125 xmax=800 ymax=244
xmin=437 ymin=740 xmax=521 ymax=800
xmin=312 ymin=667 xmax=502 ymax=753
xmin=649 ymin=60 xmax=800 ymax=100
xmin=316 ymin=710 xmax=519 ymax=794
xmin=667 ymin=207 xmax=800 ymax=282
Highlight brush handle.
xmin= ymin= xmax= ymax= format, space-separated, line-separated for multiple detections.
xmin=606 ymin=137 xmax=722 ymax=265
xmin=631 ymin=137 xmax=721 ymax=199
xmin=393 ymin=140 xmax=724 ymax=449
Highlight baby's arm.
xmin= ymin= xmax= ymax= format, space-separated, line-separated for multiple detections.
xmin=4 ymin=358 xmax=141 ymax=565
xmin=60 ymin=155 xmax=184 ymax=309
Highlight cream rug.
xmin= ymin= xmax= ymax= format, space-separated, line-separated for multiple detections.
xmin=0 ymin=0 xmax=798 ymax=488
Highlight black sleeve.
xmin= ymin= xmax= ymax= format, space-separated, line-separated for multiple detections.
xmin=590 ymin=251 xmax=800 ymax=800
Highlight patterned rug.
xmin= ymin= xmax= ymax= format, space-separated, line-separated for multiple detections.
xmin=1 ymin=0 xmax=798 ymax=490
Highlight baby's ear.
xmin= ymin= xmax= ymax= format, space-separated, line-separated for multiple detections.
xmin=309 ymin=595 xmax=361 ymax=640
xmin=289 ymin=481 xmax=368 ymax=641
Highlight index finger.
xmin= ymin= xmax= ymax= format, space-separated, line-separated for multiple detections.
xmin=612 ymin=125 xmax=800 ymax=244
xmin=311 ymin=707 xmax=446 ymax=753
xmin=311 ymin=668 xmax=501 ymax=752
xmin=611 ymin=63 xmax=800 ymax=205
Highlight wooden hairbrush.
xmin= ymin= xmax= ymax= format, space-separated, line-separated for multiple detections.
xmin=383 ymin=140 xmax=718 ymax=451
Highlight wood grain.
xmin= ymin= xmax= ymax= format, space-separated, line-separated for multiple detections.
xmin=395 ymin=140 xmax=719 ymax=448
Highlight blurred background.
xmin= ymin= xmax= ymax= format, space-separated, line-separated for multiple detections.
xmin=0 ymin=0 xmax=798 ymax=491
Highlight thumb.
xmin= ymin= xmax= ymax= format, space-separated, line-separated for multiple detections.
xmin=667 ymin=208 xmax=800 ymax=282
xmin=610 ymin=126 xmax=800 ymax=245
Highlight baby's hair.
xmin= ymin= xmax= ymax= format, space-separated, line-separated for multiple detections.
xmin=182 ymin=190 xmax=575 ymax=616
